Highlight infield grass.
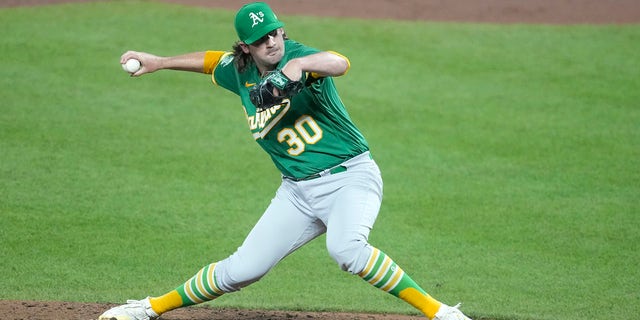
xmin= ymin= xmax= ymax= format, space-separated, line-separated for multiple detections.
xmin=1 ymin=2 xmax=639 ymax=320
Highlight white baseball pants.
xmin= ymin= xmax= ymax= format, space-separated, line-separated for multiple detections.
xmin=215 ymin=152 xmax=383 ymax=292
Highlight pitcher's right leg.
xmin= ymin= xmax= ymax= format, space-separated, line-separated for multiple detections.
xmin=100 ymin=183 xmax=325 ymax=319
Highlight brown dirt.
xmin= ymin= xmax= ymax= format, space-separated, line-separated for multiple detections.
xmin=0 ymin=300 xmax=423 ymax=320
xmin=2 ymin=0 xmax=639 ymax=24
xmin=1 ymin=0 xmax=637 ymax=319
xmin=162 ymin=0 xmax=640 ymax=24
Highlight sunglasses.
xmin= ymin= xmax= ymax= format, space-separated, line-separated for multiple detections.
xmin=251 ymin=29 xmax=279 ymax=46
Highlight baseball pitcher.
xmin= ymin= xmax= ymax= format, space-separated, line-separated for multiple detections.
xmin=100 ymin=2 xmax=471 ymax=320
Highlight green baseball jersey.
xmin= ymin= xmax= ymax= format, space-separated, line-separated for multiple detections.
xmin=212 ymin=40 xmax=369 ymax=179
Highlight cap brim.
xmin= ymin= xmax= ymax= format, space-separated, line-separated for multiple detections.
xmin=244 ymin=21 xmax=285 ymax=44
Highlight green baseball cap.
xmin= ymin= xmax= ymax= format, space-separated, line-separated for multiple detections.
xmin=235 ymin=2 xmax=285 ymax=44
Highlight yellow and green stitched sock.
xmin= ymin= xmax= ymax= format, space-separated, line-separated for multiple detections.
xmin=359 ymin=247 xmax=442 ymax=319
xmin=149 ymin=262 xmax=224 ymax=315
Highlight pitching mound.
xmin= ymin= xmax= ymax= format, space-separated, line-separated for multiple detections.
xmin=0 ymin=300 xmax=423 ymax=320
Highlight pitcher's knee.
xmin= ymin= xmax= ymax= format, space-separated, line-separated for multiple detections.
xmin=215 ymin=257 xmax=271 ymax=292
xmin=327 ymin=239 xmax=369 ymax=274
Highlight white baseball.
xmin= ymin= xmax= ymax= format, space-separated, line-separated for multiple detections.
xmin=122 ymin=59 xmax=141 ymax=73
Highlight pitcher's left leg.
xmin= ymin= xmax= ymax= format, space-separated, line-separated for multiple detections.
xmin=357 ymin=246 xmax=445 ymax=319
xmin=322 ymin=169 xmax=468 ymax=319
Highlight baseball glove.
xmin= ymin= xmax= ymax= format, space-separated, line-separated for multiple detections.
xmin=249 ymin=70 xmax=304 ymax=111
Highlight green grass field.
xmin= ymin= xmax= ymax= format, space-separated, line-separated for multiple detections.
xmin=1 ymin=2 xmax=639 ymax=319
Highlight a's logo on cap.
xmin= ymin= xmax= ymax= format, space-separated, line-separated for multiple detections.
xmin=249 ymin=11 xmax=265 ymax=28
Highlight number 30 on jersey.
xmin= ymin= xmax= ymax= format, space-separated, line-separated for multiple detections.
xmin=277 ymin=115 xmax=323 ymax=156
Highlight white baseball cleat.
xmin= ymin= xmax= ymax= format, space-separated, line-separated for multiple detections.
xmin=98 ymin=297 xmax=159 ymax=320
xmin=434 ymin=303 xmax=472 ymax=320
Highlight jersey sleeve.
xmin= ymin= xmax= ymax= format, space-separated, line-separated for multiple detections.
xmin=211 ymin=52 xmax=241 ymax=95
xmin=203 ymin=51 xmax=226 ymax=74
